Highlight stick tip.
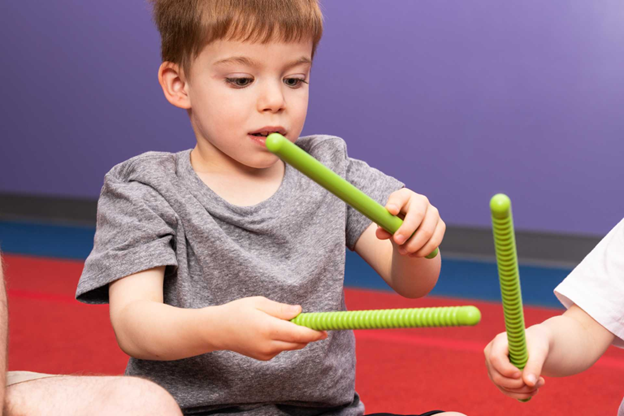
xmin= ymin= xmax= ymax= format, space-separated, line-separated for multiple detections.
xmin=490 ymin=193 xmax=511 ymax=219
xmin=459 ymin=306 xmax=482 ymax=326
xmin=266 ymin=133 xmax=287 ymax=154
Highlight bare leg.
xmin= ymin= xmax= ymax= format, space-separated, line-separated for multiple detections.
xmin=4 ymin=375 xmax=182 ymax=416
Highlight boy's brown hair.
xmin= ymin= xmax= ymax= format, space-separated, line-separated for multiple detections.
xmin=149 ymin=0 xmax=323 ymax=76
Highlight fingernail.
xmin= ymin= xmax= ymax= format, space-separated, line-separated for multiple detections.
xmin=291 ymin=305 xmax=301 ymax=313
xmin=388 ymin=204 xmax=397 ymax=212
xmin=526 ymin=374 xmax=537 ymax=385
xmin=395 ymin=235 xmax=406 ymax=244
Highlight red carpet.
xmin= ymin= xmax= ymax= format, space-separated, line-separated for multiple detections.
xmin=5 ymin=254 xmax=624 ymax=415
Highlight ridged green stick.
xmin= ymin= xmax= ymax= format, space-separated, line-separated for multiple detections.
xmin=490 ymin=194 xmax=530 ymax=401
xmin=266 ymin=133 xmax=438 ymax=259
xmin=291 ymin=306 xmax=481 ymax=330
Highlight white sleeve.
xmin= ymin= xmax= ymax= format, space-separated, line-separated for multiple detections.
xmin=554 ymin=218 xmax=624 ymax=348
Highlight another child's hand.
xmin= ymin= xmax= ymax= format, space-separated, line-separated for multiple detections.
xmin=215 ymin=297 xmax=328 ymax=361
xmin=376 ymin=189 xmax=445 ymax=257
xmin=483 ymin=326 xmax=550 ymax=401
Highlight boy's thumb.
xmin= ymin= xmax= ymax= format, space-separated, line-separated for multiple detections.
xmin=258 ymin=299 xmax=302 ymax=320
xmin=522 ymin=348 xmax=547 ymax=387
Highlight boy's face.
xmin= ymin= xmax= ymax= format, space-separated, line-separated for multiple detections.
xmin=185 ymin=39 xmax=313 ymax=170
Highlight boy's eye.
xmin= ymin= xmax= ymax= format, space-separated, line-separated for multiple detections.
xmin=283 ymin=78 xmax=308 ymax=88
xmin=225 ymin=77 xmax=254 ymax=88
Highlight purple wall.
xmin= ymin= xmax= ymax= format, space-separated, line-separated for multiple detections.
xmin=1 ymin=1 xmax=623 ymax=235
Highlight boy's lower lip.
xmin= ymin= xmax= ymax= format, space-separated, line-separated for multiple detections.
xmin=248 ymin=134 xmax=268 ymax=147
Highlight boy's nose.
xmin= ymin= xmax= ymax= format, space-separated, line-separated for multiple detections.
xmin=257 ymin=83 xmax=285 ymax=113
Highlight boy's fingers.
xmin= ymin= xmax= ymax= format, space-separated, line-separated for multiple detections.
xmin=418 ymin=218 xmax=445 ymax=257
xmin=486 ymin=333 xmax=546 ymax=400
xmin=401 ymin=206 xmax=436 ymax=254
xmin=522 ymin=343 xmax=549 ymax=387
xmin=385 ymin=189 xmax=410 ymax=217
xmin=256 ymin=298 xmax=302 ymax=320
xmin=412 ymin=217 xmax=445 ymax=257
xmin=270 ymin=320 xmax=328 ymax=343
xmin=488 ymin=368 xmax=527 ymax=390
xmin=253 ymin=341 xmax=310 ymax=361
xmin=486 ymin=357 xmax=526 ymax=391
xmin=487 ymin=333 xmax=522 ymax=378
xmin=375 ymin=226 xmax=392 ymax=240
xmin=499 ymin=387 xmax=540 ymax=401
xmin=394 ymin=195 xmax=428 ymax=246
xmin=499 ymin=380 xmax=541 ymax=394
xmin=254 ymin=299 xmax=327 ymax=342
xmin=271 ymin=341 xmax=310 ymax=353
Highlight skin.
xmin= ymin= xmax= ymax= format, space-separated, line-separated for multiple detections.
xmin=4 ymin=376 xmax=182 ymax=416
xmin=109 ymin=36 xmax=456 ymax=413
xmin=0 ymin=253 xmax=182 ymax=415
xmin=484 ymin=304 xmax=615 ymax=401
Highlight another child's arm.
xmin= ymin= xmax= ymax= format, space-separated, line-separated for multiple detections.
xmin=484 ymin=304 xmax=615 ymax=401
xmin=354 ymin=188 xmax=444 ymax=298
xmin=109 ymin=267 xmax=327 ymax=361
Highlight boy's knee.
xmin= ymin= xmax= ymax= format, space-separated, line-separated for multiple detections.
xmin=109 ymin=377 xmax=182 ymax=415
xmin=4 ymin=375 xmax=182 ymax=416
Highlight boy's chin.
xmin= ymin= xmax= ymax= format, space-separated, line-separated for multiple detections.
xmin=240 ymin=154 xmax=281 ymax=170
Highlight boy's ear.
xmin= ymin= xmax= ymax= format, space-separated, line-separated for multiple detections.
xmin=158 ymin=62 xmax=191 ymax=109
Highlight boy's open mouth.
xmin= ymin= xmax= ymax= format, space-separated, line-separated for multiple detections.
xmin=249 ymin=127 xmax=287 ymax=138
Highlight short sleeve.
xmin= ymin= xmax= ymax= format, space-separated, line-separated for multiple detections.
xmin=76 ymin=173 xmax=178 ymax=304
xmin=344 ymin=151 xmax=404 ymax=251
xmin=554 ymin=218 xmax=624 ymax=348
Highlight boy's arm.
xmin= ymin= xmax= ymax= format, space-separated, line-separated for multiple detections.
xmin=109 ymin=267 xmax=221 ymax=360
xmin=109 ymin=267 xmax=326 ymax=361
xmin=354 ymin=189 xmax=443 ymax=299
xmin=354 ymin=224 xmax=441 ymax=298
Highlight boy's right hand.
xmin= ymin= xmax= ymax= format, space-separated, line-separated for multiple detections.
xmin=483 ymin=325 xmax=550 ymax=401
xmin=214 ymin=296 xmax=328 ymax=361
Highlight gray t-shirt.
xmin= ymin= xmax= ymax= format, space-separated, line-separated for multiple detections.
xmin=76 ymin=135 xmax=403 ymax=415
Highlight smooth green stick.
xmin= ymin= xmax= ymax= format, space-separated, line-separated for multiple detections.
xmin=266 ymin=133 xmax=438 ymax=259
xmin=490 ymin=194 xmax=530 ymax=402
xmin=291 ymin=306 xmax=481 ymax=330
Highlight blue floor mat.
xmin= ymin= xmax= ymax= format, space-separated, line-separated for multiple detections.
xmin=344 ymin=250 xmax=569 ymax=308
xmin=0 ymin=220 xmax=570 ymax=308
xmin=0 ymin=221 xmax=96 ymax=260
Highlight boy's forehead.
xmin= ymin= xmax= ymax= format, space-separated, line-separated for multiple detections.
xmin=201 ymin=39 xmax=313 ymax=67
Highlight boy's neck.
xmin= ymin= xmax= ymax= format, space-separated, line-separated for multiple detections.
xmin=190 ymin=145 xmax=286 ymax=207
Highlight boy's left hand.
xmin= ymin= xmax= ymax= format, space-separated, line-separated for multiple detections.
xmin=376 ymin=188 xmax=445 ymax=257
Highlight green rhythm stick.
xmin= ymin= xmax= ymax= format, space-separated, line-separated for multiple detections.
xmin=266 ymin=133 xmax=438 ymax=259
xmin=291 ymin=306 xmax=480 ymax=330
xmin=490 ymin=194 xmax=530 ymax=402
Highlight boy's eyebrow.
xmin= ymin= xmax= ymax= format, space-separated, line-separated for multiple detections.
xmin=213 ymin=56 xmax=258 ymax=67
xmin=285 ymin=57 xmax=313 ymax=69
xmin=212 ymin=56 xmax=312 ymax=68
